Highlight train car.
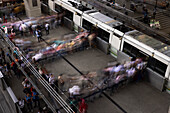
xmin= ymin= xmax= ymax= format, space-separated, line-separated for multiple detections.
xmin=120 ymin=30 xmax=170 ymax=91
xmin=49 ymin=0 xmax=84 ymax=30
xmin=81 ymin=10 xmax=126 ymax=55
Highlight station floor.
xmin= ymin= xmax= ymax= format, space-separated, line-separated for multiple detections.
xmin=3 ymin=26 xmax=170 ymax=113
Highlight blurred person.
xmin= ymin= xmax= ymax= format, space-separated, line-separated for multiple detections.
xmin=10 ymin=26 xmax=16 ymax=41
xmin=25 ymin=93 xmax=33 ymax=112
xmin=79 ymin=99 xmax=88 ymax=113
xmin=18 ymin=98 xmax=25 ymax=112
xmin=19 ymin=24 xmax=23 ymax=36
xmin=2 ymin=26 xmax=8 ymax=34
xmin=0 ymin=48 xmax=6 ymax=64
xmin=21 ymin=22 xmax=27 ymax=36
xmin=23 ymin=81 xmax=31 ymax=94
xmin=29 ymin=23 xmax=33 ymax=35
xmin=70 ymin=97 xmax=78 ymax=113
xmin=58 ymin=74 xmax=65 ymax=92
xmin=3 ymin=14 xmax=8 ymax=23
xmin=32 ymin=89 xmax=40 ymax=108
xmin=49 ymin=74 xmax=55 ymax=88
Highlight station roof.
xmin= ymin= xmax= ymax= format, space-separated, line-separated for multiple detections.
xmin=125 ymin=30 xmax=170 ymax=57
xmin=88 ymin=11 xmax=122 ymax=27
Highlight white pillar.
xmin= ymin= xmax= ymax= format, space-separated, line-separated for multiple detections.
xmin=24 ymin=0 xmax=41 ymax=18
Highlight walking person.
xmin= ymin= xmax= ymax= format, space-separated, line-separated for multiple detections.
xmin=45 ymin=22 xmax=50 ymax=35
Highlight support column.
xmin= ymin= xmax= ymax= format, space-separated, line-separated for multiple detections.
xmin=24 ymin=0 xmax=41 ymax=18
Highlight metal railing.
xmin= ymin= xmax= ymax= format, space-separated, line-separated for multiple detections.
xmin=0 ymin=30 xmax=74 ymax=113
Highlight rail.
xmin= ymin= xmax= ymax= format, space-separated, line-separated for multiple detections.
xmin=0 ymin=72 xmax=22 ymax=113
xmin=0 ymin=30 xmax=74 ymax=113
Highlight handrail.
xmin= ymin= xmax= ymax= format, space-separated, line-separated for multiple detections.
xmin=0 ymin=30 xmax=74 ymax=113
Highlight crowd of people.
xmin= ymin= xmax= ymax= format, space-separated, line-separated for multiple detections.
xmin=32 ymin=30 xmax=96 ymax=61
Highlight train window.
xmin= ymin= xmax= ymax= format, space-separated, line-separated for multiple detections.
xmin=123 ymin=42 xmax=133 ymax=56
xmin=113 ymin=33 xmax=122 ymax=38
xmin=123 ymin=42 xmax=149 ymax=59
xmin=97 ymin=28 xmax=110 ymax=42
xmin=55 ymin=4 xmax=63 ymax=13
xmin=114 ymin=25 xmax=133 ymax=33
xmin=64 ymin=9 xmax=73 ymax=20
xmin=82 ymin=19 xmax=93 ymax=31
xmin=148 ymin=58 xmax=167 ymax=76
xmin=78 ymin=6 xmax=91 ymax=11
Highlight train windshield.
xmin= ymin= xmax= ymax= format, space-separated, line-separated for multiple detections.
xmin=114 ymin=25 xmax=133 ymax=33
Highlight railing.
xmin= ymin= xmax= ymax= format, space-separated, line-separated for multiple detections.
xmin=0 ymin=30 xmax=74 ymax=113
xmin=0 ymin=71 xmax=22 ymax=113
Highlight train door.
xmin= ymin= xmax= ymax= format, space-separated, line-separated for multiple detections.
xmin=110 ymin=29 xmax=123 ymax=58
xmin=95 ymin=26 xmax=111 ymax=54
xmin=73 ymin=11 xmax=82 ymax=32
xmin=81 ymin=17 xmax=111 ymax=53
xmin=120 ymin=39 xmax=168 ymax=91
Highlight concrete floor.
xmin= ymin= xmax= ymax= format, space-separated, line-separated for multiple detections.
xmin=44 ymin=48 xmax=170 ymax=113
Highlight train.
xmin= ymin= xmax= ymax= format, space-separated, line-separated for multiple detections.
xmin=48 ymin=0 xmax=170 ymax=92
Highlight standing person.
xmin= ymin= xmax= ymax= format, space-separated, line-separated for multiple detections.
xmin=35 ymin=28 xmax=43 ymax=42
xmin=0 ymin=48 xmax=6 ymax=64
xmin=32 ymin=89 xmax=40 ymax=108
xmin=25 ymin=93 xmax=33 ymax=112
xmin=79 ymin=99 xmax=88 ymax=113
xmin=70 ymin=98 xmax=78 ymax=113
xmin=10 ymin=26 xmax=16 ymax=41
xmin=3 ymin=26 xmax=8 ymax=34
xmin=58 ymin=74 xmax=65 ymax=92
xmin=21 ymin=22 xmax=27 ymax=36
xmin=45 ymin=22 xmax=50 ymax=35
xmin=10 ymin=12 xmax=14 ymax=22
xmin=29 ymin=23 xmax=33 ymax=35
xmin=3 ymin=14 xmax=8 ymax=23
xmin=18 ymin=98 xmax=25 ymax=112
xmin=49 ymin=74 xmax=55 ymax=88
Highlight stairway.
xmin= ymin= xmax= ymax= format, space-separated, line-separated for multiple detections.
xmin=155 ymin=10 xmax=170 ymax=30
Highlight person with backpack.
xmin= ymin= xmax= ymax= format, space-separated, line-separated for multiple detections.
xmin=32 ymin=89 xmax=40 ymax=108
xmin=35 ymin=28 xmax=43 ymax=42
xmin=25 ymin=93 xmax=33 ymax=112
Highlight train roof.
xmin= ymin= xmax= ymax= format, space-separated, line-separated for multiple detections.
xmin=125 ymin=30 xmax=170 ymax=57
xmin=87 ymin=11 xmax=122 ymax=27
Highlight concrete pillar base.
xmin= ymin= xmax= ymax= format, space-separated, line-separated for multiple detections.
xmin=24 ymin=0 xmax=41 ymax=18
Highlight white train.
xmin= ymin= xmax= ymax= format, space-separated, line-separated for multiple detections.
xmin=48 ymin=0 xmax=170 ymax=92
